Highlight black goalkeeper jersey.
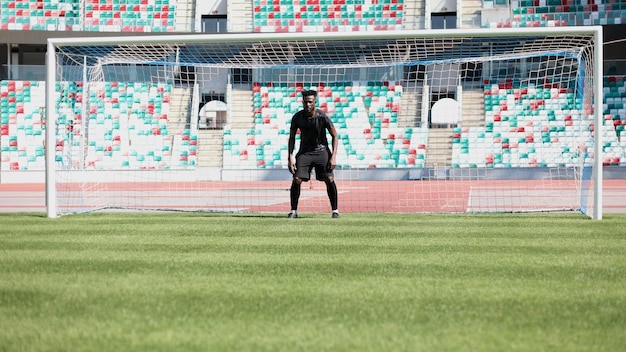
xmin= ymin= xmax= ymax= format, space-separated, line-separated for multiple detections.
xmin=290 ymin=108 xmax=334 ymax=154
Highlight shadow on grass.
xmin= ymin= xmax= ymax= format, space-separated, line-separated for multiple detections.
xmin=0 ymin=212 xmax=48 ymax=218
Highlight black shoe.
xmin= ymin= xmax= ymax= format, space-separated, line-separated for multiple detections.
xmin=332 ymin=212 xmax=340 ymax=219
xmin=287 ymin=212 xmax=298 ymax=219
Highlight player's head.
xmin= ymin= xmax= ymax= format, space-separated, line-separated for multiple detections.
xmin=301 ymin=89 xmax=317 ymax=116
xmin=301 ymin=89 xmax=318 ymax=99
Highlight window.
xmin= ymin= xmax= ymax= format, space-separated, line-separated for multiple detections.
xmin=431 ymin=13 xmax=456 ymax=29
xmin=461 ymin=62 xmax=483 ymax=82
xmin=429 ymin=91 xmax=456 ymax=128
xmin=201 ymin=15 xmax=227 ymax=33
xmin=232 ymin=68 xmax=252 ymax=84
xmin=405 ymin=64 xmax=426 ymax=81
xmin=199 ymin=93 xmax=227 ymax=129
xmin=175 ymin=66 xmax=195 ymax=85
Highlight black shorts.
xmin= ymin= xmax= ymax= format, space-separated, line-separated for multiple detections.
xmin=295 ymin=146 xmax=332 ymax=181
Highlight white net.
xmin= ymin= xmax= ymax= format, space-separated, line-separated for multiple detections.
xmin=46 ymin=29 xmax=600 ymax=217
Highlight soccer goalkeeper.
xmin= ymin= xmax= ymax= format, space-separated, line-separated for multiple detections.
xmin=287 ymin=89 xmax=339 ymax=219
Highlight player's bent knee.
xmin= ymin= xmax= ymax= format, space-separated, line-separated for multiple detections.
xmin=325 ymin=176 xmax=334 ymax=184
xmin=293 ymin=177 xmax=303 ymax=185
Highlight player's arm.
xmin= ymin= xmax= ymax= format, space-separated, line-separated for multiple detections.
xmin=287 ymin=124 xmax=297 ymax=174
xmin=328 ymin=124 xmax=338 ymax=170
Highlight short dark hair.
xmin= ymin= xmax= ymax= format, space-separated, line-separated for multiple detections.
xmin=301 ymin=89 xmax=318 ymax=98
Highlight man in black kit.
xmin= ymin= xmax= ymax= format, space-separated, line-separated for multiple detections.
xmin=287 ymin=89 xmax=339 ymax=219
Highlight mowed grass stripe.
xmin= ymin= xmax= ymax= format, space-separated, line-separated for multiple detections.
xmin=0 ymin=212 xmax=625 ymax=351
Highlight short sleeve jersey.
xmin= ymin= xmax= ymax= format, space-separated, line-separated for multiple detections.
xmin=290 ymin=108 xmax=334 ymax=154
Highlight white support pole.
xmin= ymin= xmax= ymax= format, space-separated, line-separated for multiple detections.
xmin=45 ymin=41 xmax=57 ymax=218
xmin=422 ymin=84 xmax=430 ymax=126
xmin=191 ymin=82 xmax=200 ymax=133
xmin=593 ymin=26 xmax=603 ymax=220
xmin=457 ymin=84 xmax=463 ymax=125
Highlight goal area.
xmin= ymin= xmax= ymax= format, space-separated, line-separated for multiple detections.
xmin=45 ymin=27 xmax=603 ymax=219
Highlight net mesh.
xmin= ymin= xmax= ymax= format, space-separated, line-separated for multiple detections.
xmin=48 ymin=30 xmax=598 ymax=216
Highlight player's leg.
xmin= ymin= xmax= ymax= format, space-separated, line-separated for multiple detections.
xmin=324 ymin=176 xmax=339 ymax=218
xmin=289 ymin=153 xmax=312 ymax=218
xmin=314 ymin=150 xmax=339 ymax=218
xmin=289 ymin=176 xmax=302 ymax=218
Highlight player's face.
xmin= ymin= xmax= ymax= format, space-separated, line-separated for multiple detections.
xmin=303 ymin=95 xmax=316 ymax=116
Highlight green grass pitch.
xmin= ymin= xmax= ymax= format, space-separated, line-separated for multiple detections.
xmin=1 ymin=212 xmax=625 ymax=351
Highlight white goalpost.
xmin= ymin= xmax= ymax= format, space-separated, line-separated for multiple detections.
xmin=45 ymin=27 xmax=603 ymax=219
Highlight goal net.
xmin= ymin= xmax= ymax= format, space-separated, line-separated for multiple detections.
xmin=45 ymin=28 xmax=603 ymax=218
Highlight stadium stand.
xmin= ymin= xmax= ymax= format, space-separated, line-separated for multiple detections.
xmin=603 ymin=74 xmax=626 ymax=166
xmin=2 ymin=74 xmax=625 ymax=171
xmin=484 ymin=0 xmax=626 ymax=28
xmin=452 ymin=77 xmax=625 ymax=168
xmin=252 ymin=0 xmax=404 ymax=32
xmin=0 ymin=81 xmax=45 ymax=170
xmin=1 ymin=80 xmax=196 ymax=170
xmin=80 ymin=81 xmax=197 ymax=170
xmin=0 ymin=0 xmax=176 ymax=32
xmin=223 ymin=81 xmax=428 ymax=169
xmin=0 ymin=0 xmax=625 ymax=173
